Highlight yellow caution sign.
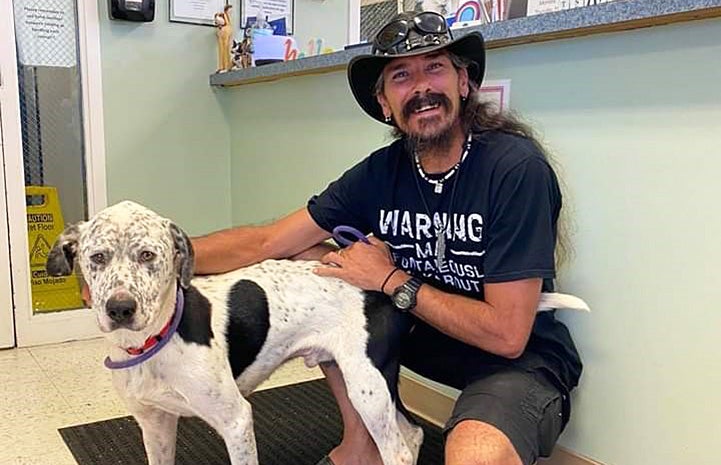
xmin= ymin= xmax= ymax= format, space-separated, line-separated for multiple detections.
xmin=26 ymin=186 xmax=84 ymax=313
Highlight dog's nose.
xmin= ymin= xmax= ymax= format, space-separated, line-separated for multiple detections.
xmin=106 ymin=298 xmax=137 ymax=323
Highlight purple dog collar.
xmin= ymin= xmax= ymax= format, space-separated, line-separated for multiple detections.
xmin=104 ymin=286 xmax=185 ymax=370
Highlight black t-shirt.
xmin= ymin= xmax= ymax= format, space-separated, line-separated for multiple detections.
xmin=307 ymin=130 xmax=582 ymax=392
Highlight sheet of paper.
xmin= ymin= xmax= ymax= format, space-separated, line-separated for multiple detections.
xmin=14 ymin=0 xmax=77 ymax=67
xmin=172 ymin=0 xmax=225 ymax=22
xmin=242 ymin=0 xmax=293 ymax=32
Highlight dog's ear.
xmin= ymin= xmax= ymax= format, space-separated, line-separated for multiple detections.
xmin=169 ymin=222 xmax=194 ymax=289
xmin=46 ymin=222 xmax=83 ymax=276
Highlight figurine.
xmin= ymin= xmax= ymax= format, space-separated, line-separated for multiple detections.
xmin=420 ymin=0 xmax=451 ymax=16
xmin=232 ymin=27 xmax=253 ymax=69
xmin=214 ymin=5 xmax=234 ymax=73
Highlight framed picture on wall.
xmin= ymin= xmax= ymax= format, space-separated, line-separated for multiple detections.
xmin=170 ymin=0 xmax=226 ymax=26
xmin=240 ymin=0 xmax=294 ymax=35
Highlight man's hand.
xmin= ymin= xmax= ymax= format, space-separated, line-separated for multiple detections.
xmin=314 ymin=237 xmax=396 ymax=291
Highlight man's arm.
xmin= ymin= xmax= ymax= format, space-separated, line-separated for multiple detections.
xmin=290 ymin=242 xmax=339 ymax=261
xmin=393 ymin=273 xmax=541 ymax=358
xmin=192 ymin=208 xmax=330 ymax=274
xmin=316 ymin=240 xmax=541 ymax=359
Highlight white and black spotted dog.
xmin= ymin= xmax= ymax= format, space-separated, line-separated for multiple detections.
xmin=46 ymin=201 xmax=423 ymax=465
xmin=46 ymin=201 xmax=591 ymax=465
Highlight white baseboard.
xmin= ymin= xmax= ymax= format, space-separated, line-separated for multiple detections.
xmin=398 ymin=374 xmax=602 ymax=465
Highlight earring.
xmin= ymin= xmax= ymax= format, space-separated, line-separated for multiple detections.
xmin=384 ymin=115 xmax=392 ymax=123
xmin=461 ymin=95 xmax=467 ymax=103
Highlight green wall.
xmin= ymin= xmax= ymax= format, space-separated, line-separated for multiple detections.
xmin=225 ymin=71 xmax=385 ymax=224
xmin=221 ymin=18 xmax=721 ymax=465
xmin=97 ymin=0 xmax=349 ymax=234
xmin=99 ymin=0 xmax=231 ymax=235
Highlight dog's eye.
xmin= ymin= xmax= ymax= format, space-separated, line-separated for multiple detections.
xmin=90 ymin=253 xmax=106 ymax=265
xmin=139 ymin=251 xmax=156 ymax=263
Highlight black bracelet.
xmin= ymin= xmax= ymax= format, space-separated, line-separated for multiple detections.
xmin=381 ymin=267 xmax=401 ymax=294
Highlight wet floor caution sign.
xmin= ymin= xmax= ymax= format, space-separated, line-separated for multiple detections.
xmin=26 ymin=186 xmax=84 ymax=312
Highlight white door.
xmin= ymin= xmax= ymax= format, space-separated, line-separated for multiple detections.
xmin=1 ymin=0 xmax=107 ymax=347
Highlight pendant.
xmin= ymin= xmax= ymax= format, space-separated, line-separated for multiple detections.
xmin=435 ymin=228 xmax=446 ymax=268
xmin=434 ymin=183 xmax=443 ymax=194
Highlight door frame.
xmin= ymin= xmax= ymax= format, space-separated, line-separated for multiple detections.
xmin=3 ymin=0 xmax=107 ymax=347
xmin=1 ymin=1 xmax=21 ymax=349
xmin=347 ymin=0 xmax=360 ymax=45
xmin=0 ymin=113 xmax=16 ymax=348
xmin=0 ymin=122 xmax=15 ymax=347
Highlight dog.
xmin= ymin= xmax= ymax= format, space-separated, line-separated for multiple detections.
xmin=46 ymin=201 xmax=590 ymax=465
xmin=232 ymin=28 xmax=253 ymax=69
xmin=46 ymin=201 xmax=423 ymax=465
xmin=214 ymin=5 xmax=234 ymax=73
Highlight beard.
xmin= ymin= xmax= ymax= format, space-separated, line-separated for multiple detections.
xmin=403 ymin=118 xmax=457 ymax=155
xmin=390 ymin=92 xmax=460 ymax=154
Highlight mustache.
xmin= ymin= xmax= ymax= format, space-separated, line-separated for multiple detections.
xmin=402 ymin=92 xmax=451 ymax=120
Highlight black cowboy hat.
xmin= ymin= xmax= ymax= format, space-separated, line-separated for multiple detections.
xmin=347 ymin=12 xmax=485 ymax=125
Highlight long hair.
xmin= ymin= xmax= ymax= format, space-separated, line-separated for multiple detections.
xmin=373 ymin=52 xmax=574 ymax=269
xmin=465 ymin=98 xmax=574 ymax=269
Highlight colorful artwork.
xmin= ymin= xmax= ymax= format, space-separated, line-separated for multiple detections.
xmin=283 ymin=37 xmax=334 ymax=61
xmin=447 ymin=0 xmax=510 ymax=25
xmin=455 ymin=1 xmax=482 ymax=21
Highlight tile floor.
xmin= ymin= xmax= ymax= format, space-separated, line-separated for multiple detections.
xmin=0 ymin=338 xmax=323 ymax=465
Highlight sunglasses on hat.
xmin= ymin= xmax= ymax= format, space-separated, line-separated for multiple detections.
xmin=372 ymin=12 xmax=453 ymax=56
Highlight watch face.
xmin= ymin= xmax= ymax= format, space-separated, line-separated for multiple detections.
xmin=394 ymin=291 xmax=412 ymax=309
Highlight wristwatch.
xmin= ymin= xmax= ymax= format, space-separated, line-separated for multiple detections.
xmin=391 ymin=277 xmax=423 ymax=312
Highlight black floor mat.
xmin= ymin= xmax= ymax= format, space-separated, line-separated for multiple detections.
xmin=59 ymin=379 xmax=444 ymax=465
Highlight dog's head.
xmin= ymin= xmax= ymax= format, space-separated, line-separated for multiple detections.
xmin=213 ymin=12 xmax=226 ymax=27
xmin=46 ymin=201 xmax=193 ymax=334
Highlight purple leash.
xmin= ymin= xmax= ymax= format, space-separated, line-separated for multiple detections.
xmin=104 ymin=286 xmax=185 ymax=370
xmin=332 ymin=225 xmax=370 ymax=246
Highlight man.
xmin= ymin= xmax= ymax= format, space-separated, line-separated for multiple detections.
xmin=193 ymin=11 xmax=582 ymax=465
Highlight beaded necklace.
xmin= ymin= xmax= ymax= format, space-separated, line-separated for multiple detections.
xmin=414 ymin=133 xmax=472 ymax=194
xmin=412 ymin=133 xmax=472 ymax=268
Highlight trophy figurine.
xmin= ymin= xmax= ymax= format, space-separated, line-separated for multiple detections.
xmin=214 ymin=5 xmax=234 ymax=73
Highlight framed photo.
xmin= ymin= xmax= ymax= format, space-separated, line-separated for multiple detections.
xmin=240 ymin=0 xmax=294 ymax=35
xmin=478 ymin=80 xmax=511 ymax=113
xmin=169 ymin=0 xmax=226 ymax=26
